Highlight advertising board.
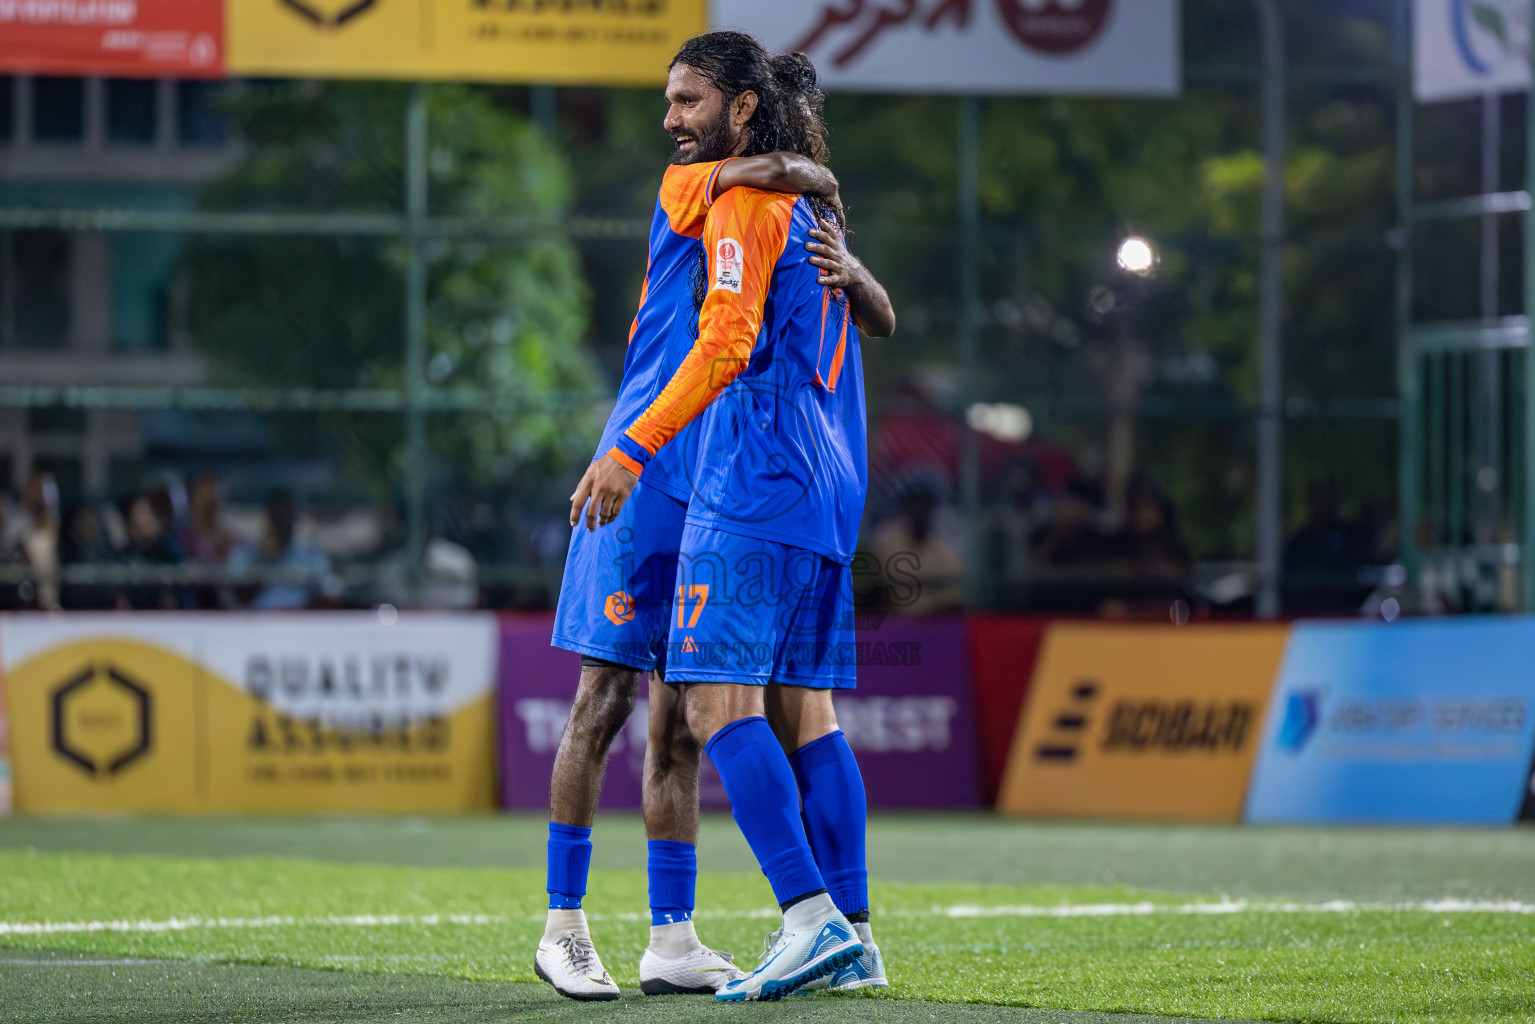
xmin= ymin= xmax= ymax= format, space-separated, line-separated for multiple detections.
xmin=711 ymin=0 xmax=1181 ymax=96
xmin=228 ymin=0 xmax=706 ymax=85
xmin=998 ymin=623 xmax=1287 ymax=821
xmin=499 ymin=613 xmax=980 ymax=811
xmin=0 ymin=612 xmax=498 ymax=813
xmin=1414 ymin=0 xmax=1530 ymax=101
xmin=966 ymin=614 xmax=1050 ymax=802
xmin=0 ymin=663 xmax=9 ymax=814
xmin=1245 ymin=618 xmax=1535 ymax=825
xmin=0 ymin=0 xmax=223 ymax=77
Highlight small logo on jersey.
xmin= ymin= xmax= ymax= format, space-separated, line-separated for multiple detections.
xmin=713 ymin=237 xmax=743 ymax=293
xmin=681 ymin=636 xmax=700 ymax=654
xmin=604 ymin=591 xmax=636 ymax=625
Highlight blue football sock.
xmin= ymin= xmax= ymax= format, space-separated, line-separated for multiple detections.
xmin=705 ymin=716 xmax=826 ymax=907
xmin=647 ymin=839 xmax=697 ymax=926
xmin=790 ymin=730 xmax=869 ymax=919
xmin=546 ymin=821 xmax=593 ymax=910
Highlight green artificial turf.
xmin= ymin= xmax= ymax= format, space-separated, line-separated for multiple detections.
xmin=0 ymin=951 xmax=1265 ymax=1024
xmin=3 ymin=813 xmax=1532 ymax=900
xmin=0 ymin=844 xmax=1531 ymax=1024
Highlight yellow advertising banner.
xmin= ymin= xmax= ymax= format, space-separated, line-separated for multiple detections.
xmin=0 ymin=653 xmax=10 ymax=814
xmin=0 ymin=613 xmax=498 ymax=814
xmin=227 ymin=0 xmax=707 ymax=85
xmin=998 ymin=623 xmax=1289 ymax=822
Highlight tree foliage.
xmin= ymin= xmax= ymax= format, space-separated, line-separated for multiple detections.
xmin=182 ymin=81 xmax=600 ymax=496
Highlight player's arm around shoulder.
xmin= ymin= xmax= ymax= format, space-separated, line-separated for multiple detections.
xmin=806 ymin=216 xmax=896 ymax=338
xmin=713 ymin=153 xmax=843 ymax=224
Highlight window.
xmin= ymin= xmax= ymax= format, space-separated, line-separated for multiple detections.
xmin=11 ymin=231 xmax=72 ymax=350
xmin=31 ymin=77 xmax=84 ymax=143
xmin=110 ymin=233 xmax=175 ymax=352
xmin=0 ymin=78 xmax=13 ymax=143
xmin=178 ymin=80 xmax=228 ymax=146
xmin=29 ymin=406 xmax=86 ymax=435
xmin=107 ymin=78 xmax=158 ymax=145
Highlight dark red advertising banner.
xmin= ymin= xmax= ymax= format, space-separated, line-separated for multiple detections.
xmin=966 ymin=614 xmax=1052 ymax=803
xmin=0 ymin=0 xmax=224 ymax=77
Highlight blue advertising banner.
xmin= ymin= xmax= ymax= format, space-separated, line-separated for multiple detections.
xmin=1246 ymin=618 xmax=1535 ymax=824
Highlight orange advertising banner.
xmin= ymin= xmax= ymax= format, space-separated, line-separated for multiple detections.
xmin=998 ymin=623 xmax=1289 ymax=822
xmin=0 ymin=0 xmax=224 ymax=77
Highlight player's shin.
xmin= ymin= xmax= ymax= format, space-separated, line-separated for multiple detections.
xmin=789 ymin=728 xmax=870 ymax=933
xmin=647 ymin=839 xmax=701 ymax=955
xmin=698 ymin=707 xmax=862 ymax=1002
xmin=545 ymin=822 xmax=593 ymax=917
xmin=790 ymin=727 xmax=889 ymax=992
xmin=703 ymin=715 xmax=826 ymax=908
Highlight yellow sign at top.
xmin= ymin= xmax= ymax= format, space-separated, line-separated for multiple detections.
xmin=228 ymin=0 xmax=707 ymax=85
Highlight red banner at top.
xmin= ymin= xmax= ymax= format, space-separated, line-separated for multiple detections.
xmin=0 ymin=0 xmax=224 ymax=78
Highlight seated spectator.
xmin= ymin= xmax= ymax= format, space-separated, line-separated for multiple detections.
xmin=178 ymin=471 xmax=232 ymax=565
xmin=1103 ymin=475 xmax=1193 ymax=579
xmin=178 ymin=470 xmax=235 ymax=608
xmin=18 ymin=472 xmax=61 ymax=610
xmin=229 ymin=489 xmax=331 ymax=610
xmin=1029 ymin=476 xmax=1109 ymax=571
xmin=59 ymin=503 xmax=121 ymax=610
xmin=982 ymin=457 xmax=1048 ymax=608
xmin=871 ymin=480 xmax=964 ymax=616
xmin=0 ymin=498 xmax=33 ymax=610
xmin=119 ymin=492 xmax=188 ymax=610
xmin=1283 ymin=475 xmax=1375 ymax=614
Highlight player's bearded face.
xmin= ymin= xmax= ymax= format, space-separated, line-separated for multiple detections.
xmin=669 ymin=99 xmax=733 ymax=166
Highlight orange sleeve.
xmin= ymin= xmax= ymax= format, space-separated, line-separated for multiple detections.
xmin=610 ymin=190 xmax=795 ymax=470
xmin=658 ymin=159 xmax=733 ymax=238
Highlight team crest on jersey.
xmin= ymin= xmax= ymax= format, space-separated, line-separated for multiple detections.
xmin=713 ymin=238 xmax=743 ymax=293
xmin=604 ymin=591 xmax=636 ymax=625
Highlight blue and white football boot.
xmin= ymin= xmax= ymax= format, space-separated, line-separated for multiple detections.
xmin=715 ymin=895 xmax=863 ymax=1002
xmin=799 ymin=924 xmax=888 ymax=992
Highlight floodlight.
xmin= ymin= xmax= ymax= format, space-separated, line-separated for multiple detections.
xmin=1116 ymin=236 xmax=1155 ymax=275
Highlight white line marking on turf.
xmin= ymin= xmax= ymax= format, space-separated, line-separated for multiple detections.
xmin=0 ymin=913 xmax=506 ymax=936
xmin=940 ymin=899 xmax=1535 ymax=918
xmin=2 ymin=898 xmax=1531 ymax=938
xmin=0 ymin=957 xmax=164 ymax=966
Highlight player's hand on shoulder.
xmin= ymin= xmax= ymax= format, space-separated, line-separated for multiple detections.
xmin=569 ymin=455 xmax=640 ymax=531
xmin=807 ymin=217 xmax=864 ymax=289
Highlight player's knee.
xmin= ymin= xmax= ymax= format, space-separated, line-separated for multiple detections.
xmin=680 ymin=685 xmax=726 ymax=746
xmin=568 ymin=666 xmax=639 ymax=748
xmin=659 ymin=725 xmax=700 ymax=775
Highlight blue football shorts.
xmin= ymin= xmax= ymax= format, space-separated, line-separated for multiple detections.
xmin=661 ymin=523 xmax=856 ymax=690
xmin=551 ymin=482 xmax=687 ymax=673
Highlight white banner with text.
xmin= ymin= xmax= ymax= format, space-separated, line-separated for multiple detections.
xmin=711 ymin=0 xmax=1181 ymax=96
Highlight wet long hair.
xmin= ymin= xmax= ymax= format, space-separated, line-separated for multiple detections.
xmin=673 ymin=36 xmax=837 ymax=313
xmin=769 ymin=51 xmax=830 ymax=166
xmin=669 ymin=31 xmax=790 ymax=158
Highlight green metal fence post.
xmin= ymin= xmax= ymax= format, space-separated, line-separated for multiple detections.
xmin=1395 ymin=0 xmax=1421 ymax=596
xmin=1255 ymin=0 xmax=1286 ymax=619
xmin=405 ymin=84 xmax=429 ymax=605
xmin=1525 ymin=2 xmax=1535 ymax=610
xmin=957 ymin=95 xmax=982 ymax=606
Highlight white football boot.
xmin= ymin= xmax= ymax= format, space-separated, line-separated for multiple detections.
xmin=714 ymin=894 xmax=863 ymax=1003
xmin=639 ymin=946 xmax=748 ymax=995
xmin=799 ymin=922 xmax=888 ymax=991
xmin=534 ymin=909 xmax=621 ymax=1002
xmin=639 ymin=919 xmax=747 ymax=995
